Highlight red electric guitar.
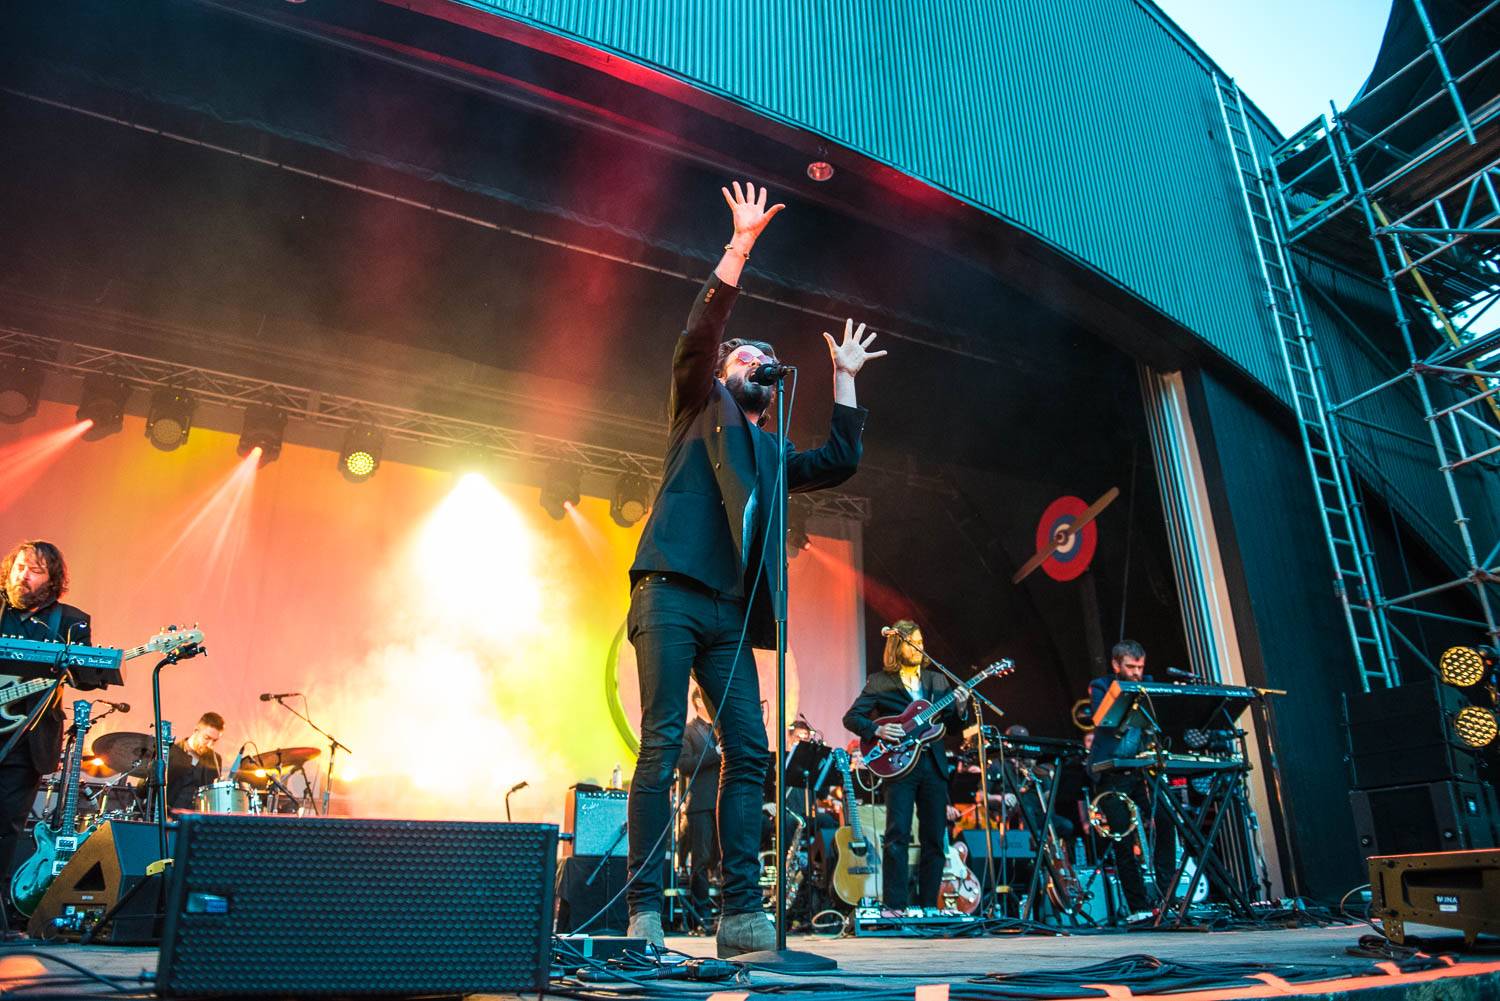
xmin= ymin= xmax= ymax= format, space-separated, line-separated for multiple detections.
xmin=859 ymin=660 xmax=1014 ymax=779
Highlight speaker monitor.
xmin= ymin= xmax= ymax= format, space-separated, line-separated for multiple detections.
xmin=1350 ymin=780 xmax=1500 ymax=857
xmin=28 ymin=819 xmax=175 ymax=943
xmin=1370 ymin=847 xmax=1500 ymax=945
xmin=564 ymin=786 xmax=629 ymax=858
xmin=156 ymin=814 xmax=556 ymax=998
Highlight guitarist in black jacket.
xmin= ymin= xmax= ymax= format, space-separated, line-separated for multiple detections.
xmin=0 ymin=541 xmax=94 ymax=924
xmin=843 ymin=621 xmax=968 ymax=910
xmin=625 ymin=181 xmax=883 ymax=956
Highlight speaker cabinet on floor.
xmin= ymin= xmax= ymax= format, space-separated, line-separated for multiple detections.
xmin=555 ymin=855 xmax=629 ymax=934
xmin=156 ymin=815 xmax=556 ymax=998
xmin=28 ymin=819 xmax=175 ymax=943
xmin=1350 ymin=780 xmax=1500 ymax=857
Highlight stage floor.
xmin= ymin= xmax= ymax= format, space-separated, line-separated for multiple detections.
xmin=2 ymin=923 xmax=1499 ymax=998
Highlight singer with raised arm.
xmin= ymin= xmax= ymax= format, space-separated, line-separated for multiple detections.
xmin=1085 ymin=639 xmax=1175 ymax=923
xmin=165 ymin=712 xmax=226 ymax=812
xmin=842 ymin=621 xmax=968 ymax=911
xmin=625 ymin=181 xmax=881 ymax=956
xmin=0 ymin=541 xmax=94 ymax=926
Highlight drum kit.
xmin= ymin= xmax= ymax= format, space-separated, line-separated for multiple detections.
xmin=39 ymin=732 xmax=324 ymax=827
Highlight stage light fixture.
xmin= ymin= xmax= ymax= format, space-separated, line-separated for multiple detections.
xmin=340 ymin=426 xmax=384 ymax=483
xmin=610 ymin=474 xmax=652 ymax=528
xmin=1440 ymin=645 xmax=1493 ymax=688
xmin=806 ymin=160 xmax=835 ymax=182
xmin=238 ymin=405 xmax=287 ymax=465
xmin=76 ymin=373 xmax=131 ymax=440
xmin=0 ymin=358 xmax=43 ymax=423
xmin=146 ymin=388 xmax=196 ymax=451
xmin=540 ymin=463 xmax=581 ymax=520
xmin=1454 ymin=705 xmax=1499 ymax=748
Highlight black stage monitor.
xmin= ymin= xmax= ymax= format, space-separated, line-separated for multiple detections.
xmin=157 ymin=814 xmax=556 ymax=997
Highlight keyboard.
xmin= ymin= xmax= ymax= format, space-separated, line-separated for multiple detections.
xmin=0 ymin=636 xmax=125 ymax=687
xmin=1094 ymin=753 xmax=1245 ymax=775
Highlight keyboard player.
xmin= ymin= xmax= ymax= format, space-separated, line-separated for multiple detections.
xmin=1085 ymin=640 xmax=1176 ymax=923
xmin=0 ymin=540 xmax=96 ymax=926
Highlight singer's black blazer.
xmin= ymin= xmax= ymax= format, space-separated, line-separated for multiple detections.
xmin=842 ymin=669 xmax=969 ymax=779
xmin=0 ymin=600 xmax=96 ymax=775
xmin=629 ymin=274 xmax=867 ymax=649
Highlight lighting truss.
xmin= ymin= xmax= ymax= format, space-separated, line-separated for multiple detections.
xmin=0 ymin=328 xmax=872 ymax=523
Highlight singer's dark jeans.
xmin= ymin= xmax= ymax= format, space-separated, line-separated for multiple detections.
xmin=626 ymin=574 xmax=770 ymax=918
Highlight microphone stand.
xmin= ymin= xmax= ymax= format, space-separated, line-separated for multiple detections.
xmin=739 ymin=368 xmax=835 ymax=972
xmin=269 ymin=695 xmax=351 ymax=816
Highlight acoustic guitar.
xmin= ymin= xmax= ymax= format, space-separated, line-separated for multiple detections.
xmin=829 ymin=747 xmax=881 ymax=906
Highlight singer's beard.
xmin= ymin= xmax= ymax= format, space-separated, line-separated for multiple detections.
xmin=4 ymin=581 xmax=42 ymax=611
xmin=724 ymin=373 xmax=773 ymax=415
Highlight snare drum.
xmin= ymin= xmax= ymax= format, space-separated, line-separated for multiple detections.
xmin=194 ymin=779 xmax=252 ymax=813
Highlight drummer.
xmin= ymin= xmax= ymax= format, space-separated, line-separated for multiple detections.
xmin=165 ymin=712 xmax=226 ymax=812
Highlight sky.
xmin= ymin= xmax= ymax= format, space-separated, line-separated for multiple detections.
xmin=1152 ymin=0 xmax=1395 ymax=137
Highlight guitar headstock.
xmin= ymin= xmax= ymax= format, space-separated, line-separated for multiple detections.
xmin=976 ymin=659 xmax=1016 ymax=682
xmin=832 ymin=746 xmax=850 ymax=772
xmin=148 ymin=625 xmax=206 ymax=660
xmin=72 ymin=699 xmax=91 ymax=730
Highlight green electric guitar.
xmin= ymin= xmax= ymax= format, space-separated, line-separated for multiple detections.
xmin=11 ymin=700 xmax=93 ymax=916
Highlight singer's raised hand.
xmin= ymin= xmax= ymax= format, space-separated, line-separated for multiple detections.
xmin=721 ymin=180 xmax=786 ymax=242
xmin=824 ymin=319 xmax=887 ymax=377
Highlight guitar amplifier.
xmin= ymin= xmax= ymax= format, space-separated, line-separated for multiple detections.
xmin=564 ymin=787 xmax=629 ymax=858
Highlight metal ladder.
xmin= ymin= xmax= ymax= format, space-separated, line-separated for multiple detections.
xmin=1213 ymin=75 xmax=1400 ymax=690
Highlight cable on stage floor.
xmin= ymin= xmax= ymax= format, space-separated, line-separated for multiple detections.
xmin=0 ymin=945 xmax=155 ymax=999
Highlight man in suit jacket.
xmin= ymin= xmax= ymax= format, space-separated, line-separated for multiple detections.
xmin=626 ymin=181 xmax=884 ymax=956
xmin=0 ymin=541 xmax=95 ymax=923
xmin=843 ymin=621 xmax=969 ymax=910
xmin=676 ymin=686 xmax=720 ymax=930
xmin=1085 ymin=639 xmax=1175 ymax=922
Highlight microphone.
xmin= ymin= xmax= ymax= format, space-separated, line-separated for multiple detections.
xmin=507 ymin=780 xmax=528 ymax=795
xmin=880 ymin=626 xmax=898 ymax=637
xmin=229 ymin=742 xmax=248 ymax=775
xmin=1164 ymin=667 xmax=1196 ymax=680
xmin=259 ymin=692 xmax=301 ymax=701
xmin=749 ymin=362 xmax=793 ymax=385
xmin=94 ymin=700 xmax=130 ymax=712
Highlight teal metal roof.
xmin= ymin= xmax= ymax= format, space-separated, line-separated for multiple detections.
xmin=461 ymin=0 xmax=1293 ymax=396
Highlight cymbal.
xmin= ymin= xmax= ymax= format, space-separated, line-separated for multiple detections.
xmin=235 ymin=746 xmax=320 ymax=784
xmin=90 ymin=731 xmax=155 ymax=777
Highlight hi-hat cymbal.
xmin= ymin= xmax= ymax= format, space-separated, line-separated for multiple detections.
xmin=90 ymin=731 xmax=155 ymax=777
xmin=235 ymin=746 xmax=320 ymax=785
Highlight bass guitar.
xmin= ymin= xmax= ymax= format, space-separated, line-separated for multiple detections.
xmin=860 ymin=660 xmax=1015 ymax=779
xmin=829 ymin=747 xmax=881 ymax=906
xmin=0 ymin=627 xmax=205 ymax=733
xmin=11 ymin=700 xmax=93 ymax=915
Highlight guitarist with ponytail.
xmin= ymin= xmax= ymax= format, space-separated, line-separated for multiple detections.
xmin=842 ymin=621 xmax=969 ymax=910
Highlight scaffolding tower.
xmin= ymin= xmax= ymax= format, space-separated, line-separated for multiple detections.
xmin=1225 ymin=0 xmax=1499 ymax=690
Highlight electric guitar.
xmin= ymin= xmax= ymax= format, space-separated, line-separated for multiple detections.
xmin=860 ymin=660 xmax=1015 ymax=779
xmin=829 ymin=747 xmax=881 ymax=906
xmin=0 ymin=627 xmax=204 ymax=733
xmin=11 ymin=700 xmax=93 ymax=915
xmin=938 ymin=831 xmax=982 ymax=913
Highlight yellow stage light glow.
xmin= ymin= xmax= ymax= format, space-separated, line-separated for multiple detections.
xmin=1454 ymin=705 xmax=1499 ymax=748
xmin=1440 ymin=646 xmax=1488 ymax=688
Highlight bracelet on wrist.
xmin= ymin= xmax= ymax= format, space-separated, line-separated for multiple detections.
xmin=723 ymin=242 xmax=750 ymax=260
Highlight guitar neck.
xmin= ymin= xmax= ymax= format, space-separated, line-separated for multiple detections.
xmin=915 ymin=683 xmax=967 ymax=726
xmin=837 ymin=762 xmax=865 ymax=840
xmin=58 ymin=718 xmax=91 ymax=835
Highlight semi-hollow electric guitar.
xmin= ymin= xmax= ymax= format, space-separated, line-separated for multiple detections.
xmin=0 ymin=627 xmax=204 ymax=733
xmin=859 ymin=660 xmax=1015 ymax=780
xmin=11 ymin=700 xmax=93 ymax=915
xmin=829 ymin=747 xmax=881 ymax=906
